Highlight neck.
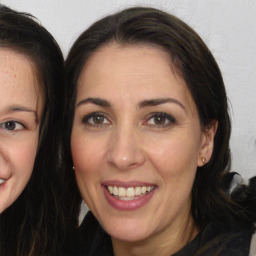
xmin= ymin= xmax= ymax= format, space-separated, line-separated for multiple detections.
xmin=112 ymin=213 xmax=198 ymax=256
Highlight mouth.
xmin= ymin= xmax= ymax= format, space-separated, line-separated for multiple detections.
xmin=102 ymin=182 xmax=157 ymax=210
xmin=106 ymin=185 xmax=155 ymax=201
xmin=0 ymin=179 xmax=6 ymax=185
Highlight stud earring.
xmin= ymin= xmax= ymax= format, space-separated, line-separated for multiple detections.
xmin=72 ymin=166 xmax=75 ymax=170
xmin=202 ymin=157 xmax=206 ymax=164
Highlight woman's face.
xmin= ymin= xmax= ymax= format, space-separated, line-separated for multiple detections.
xmin=71 ymin=43 xmax=216 ymax=243
xmin=0 ymin=49 xmax=44 ymax=213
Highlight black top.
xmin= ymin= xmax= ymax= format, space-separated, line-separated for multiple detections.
xmin=73 ymin=211 xmax=252 ymax=256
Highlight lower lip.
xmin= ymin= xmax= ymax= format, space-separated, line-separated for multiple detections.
xmin=102 ymin=186 xmax=156 ymax=211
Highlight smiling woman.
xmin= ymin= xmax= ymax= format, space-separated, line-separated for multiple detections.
xmin=71 ymin=43 xmax=209 ymax=242
xmin=63 ymin=7 xmax=256 ymax=256
xmin=0 ymin=4 xmax=69 ymax=256
xmin=71 ymin=44 xmax=211 ymax=246
xmin=0 ymin=48 xmax=44 ymax=213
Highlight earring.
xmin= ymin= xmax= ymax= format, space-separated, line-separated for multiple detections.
xmin=72 ymin=166 xmax=75 ymax=170
xmin=202 ymin=157 xmax=206 ymax=164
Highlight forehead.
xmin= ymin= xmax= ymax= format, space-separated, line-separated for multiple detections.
xmin=77 ymin=43 xmax=196 ymax=110
xmin=0 ymin=48 xmax=41 ymax=92
xmin=0 ymin=47 xmax=44 ymax=109
xmin=80 ymin=43 xmax=175 ymax=78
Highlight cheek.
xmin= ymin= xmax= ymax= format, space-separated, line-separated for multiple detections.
xmin=71 ymin=133 xmax=103 ymax=177
xmin=5 ymin=136 xmax=39 ymax=210
xmin=11 ymin=138 xmax=38 ymax=178
xmin=146 ymin=136 xmax=199 ymax=217
xmin=71 ymin=133 xmax=105 ymax=209
xmin=146 ymin=132 xmax=201 ymax=180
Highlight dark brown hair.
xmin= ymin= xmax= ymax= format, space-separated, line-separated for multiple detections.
xmin=64 ymin=7 xmax=256 ymax=232
xmin=0 ymin=4 xmax=68 ymax=255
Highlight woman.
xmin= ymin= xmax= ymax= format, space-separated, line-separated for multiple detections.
xmin=0 ymin=5 xmax=72 ymax=255
xmin=63 ymin=7 xmax=256 ymax=255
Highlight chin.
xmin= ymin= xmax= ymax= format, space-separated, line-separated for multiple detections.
xmin=102 ymin=217 xmax=153 ymax=242
xmin=111 ymin=230 xmax=150 ymax=243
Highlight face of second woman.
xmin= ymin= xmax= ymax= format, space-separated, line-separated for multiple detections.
xmin=71 ymin=43 xmax=215 ymax=243
xmin=0 ymin=48 xmax=44 ymax=213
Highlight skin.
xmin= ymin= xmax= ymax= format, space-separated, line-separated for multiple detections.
xmin=0 ymin=48 xmax=44 ymax=214
xmin=71 ymin=43 xmax=217 ymax=256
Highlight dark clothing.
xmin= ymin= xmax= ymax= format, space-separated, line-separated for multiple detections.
xmin=75 ymin=211 xmax=252 ymax=256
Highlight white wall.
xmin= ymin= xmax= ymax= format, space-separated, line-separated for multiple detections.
xmin=1 ymin=0 xmax=255 ymax=178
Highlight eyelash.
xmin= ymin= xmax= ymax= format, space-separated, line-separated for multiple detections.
xmin=82 ymin=112 xmax=110 ymax=127
xmin=81 ymin=112 xmax=176 ymax=128
xmin=145 ymin=112 xmax=176 ymax=128
xmin=0 ymin=120 xmax=25 ymax=132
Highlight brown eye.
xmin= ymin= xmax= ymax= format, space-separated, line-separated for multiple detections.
xmin=154 ymin=116 xmax=166 ymax=125
xmin=0 ymin=121 xmax=24 ymax=131
xmin=5 ymin=121 xmax=16 ymax=130
xmin=82 ymin=112 xmax=111 ymax=127
xmin=93 ymin=115 xmax=105 ymax=125
xmin=146 ymin=112 xmax=176 ymax=127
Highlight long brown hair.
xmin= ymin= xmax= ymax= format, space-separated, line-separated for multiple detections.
xmin=0 ymin=4 xmax=68 ymax=255
xmin=63 ymin=6 xmax=256 ymax=232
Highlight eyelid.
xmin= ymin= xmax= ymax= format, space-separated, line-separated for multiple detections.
xmin=144 ymin=112 xmax=176 ymax=127
xmin=0 ymin=120 xmax=25 ymax=132
xmin=81 ymin=112 xmax=111 ymax=126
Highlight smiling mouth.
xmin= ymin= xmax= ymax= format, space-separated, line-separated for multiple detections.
xmin=0 ymin=179 xmax=6 ymax=185
xmin=106 ymin=185 xmax=155 ymax=201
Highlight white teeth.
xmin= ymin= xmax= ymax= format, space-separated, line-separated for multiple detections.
xmin=127 ymin=187 xmax=135 ymax=197
xmin=107 ymin=185 xmax=154 ymax=199
xmin=135 ymin=187 xmax=141 ymax=196
xmin=113 ymin=186 xmax=118 ymax=196
xmin=0 ymin=179 xmax=6 ymax=185
xmin=108 ymin=186 xmax=113 ymax=194
xmin=119 ymin=187 xmax=126 ymax=197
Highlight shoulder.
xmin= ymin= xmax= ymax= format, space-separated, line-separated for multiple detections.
xmin=175 ymin=221 xmax=252 ymax=256
xmin=197 ymin=222 xmax=252 ymax=256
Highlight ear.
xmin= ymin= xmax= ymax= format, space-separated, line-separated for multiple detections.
xmin=197 ymin=120 xmax=218 ymax=167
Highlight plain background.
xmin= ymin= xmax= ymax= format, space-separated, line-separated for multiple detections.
xmin=1 ymin=0 xmax=255 ymax=179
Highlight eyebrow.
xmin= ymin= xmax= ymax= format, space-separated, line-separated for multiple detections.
xmin=76 ymin=98 xmax=111 ymax=108
xmin=139 ymin=98 xmax=186 ymax=112
xmin=76 ymin=97 xmax=186 ymax=112
xmin=6 ymin=105 xmax=39 ymax=122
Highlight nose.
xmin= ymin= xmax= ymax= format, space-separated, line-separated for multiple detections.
xmin=107 ymin=125 xmax=146 ymax=170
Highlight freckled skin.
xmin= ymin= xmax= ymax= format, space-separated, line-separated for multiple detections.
xmin=0 ymin=48 xmax=44 ymax=213
xmin=71 ymin=43 xmax=216 ymax=255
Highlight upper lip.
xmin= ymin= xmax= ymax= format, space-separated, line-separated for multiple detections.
xmin=102 ymin=180 xmax=156 ymax=188
xmin=0 ymin=172 xmax=11 ymax=181
xmin=0 ymin=176 xmax=9 ymax=180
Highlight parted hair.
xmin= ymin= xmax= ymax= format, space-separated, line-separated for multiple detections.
xmin=0 ymin=4 xmax=68 ymax=255
xmin=64 ymin=6 xmax=256 ymax=233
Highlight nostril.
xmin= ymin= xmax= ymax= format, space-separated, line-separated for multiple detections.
xmin=107 ymin=152 xmax=146 ymax=170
